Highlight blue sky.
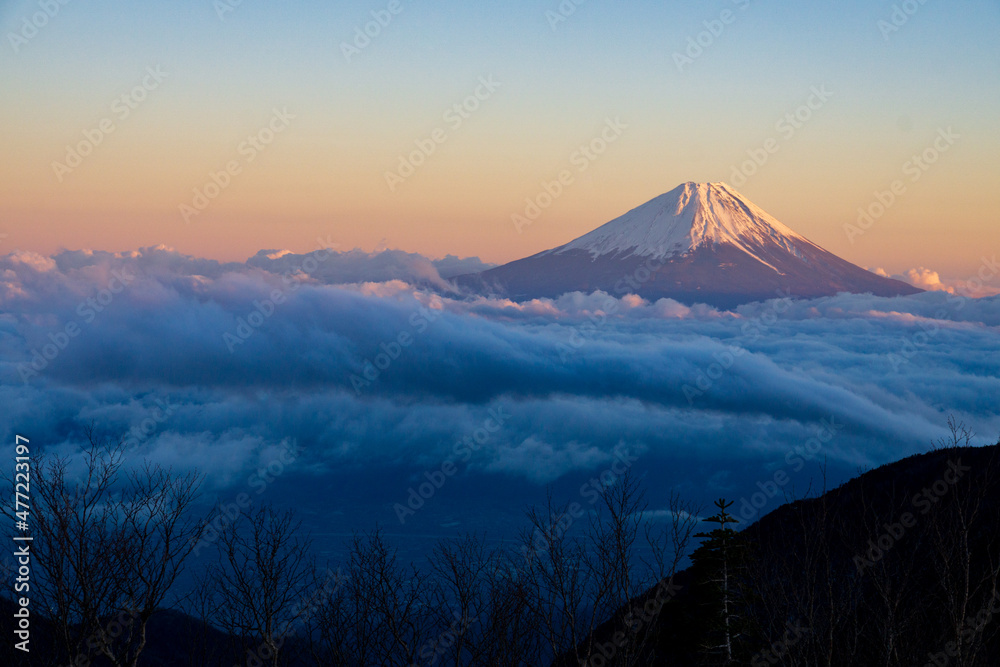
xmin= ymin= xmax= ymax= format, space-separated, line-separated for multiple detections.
xmin=1 ymin=0 xmax=998 ymax=274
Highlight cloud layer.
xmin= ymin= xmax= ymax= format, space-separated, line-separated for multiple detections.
xmin=1 ymin=247 xmax=998 ymax=501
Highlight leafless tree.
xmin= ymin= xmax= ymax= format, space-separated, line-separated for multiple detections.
xmin=643 ymin=488 xmax=701 ymax=583
xmin=423 ymin=533 xmax=499 ymax=665
xmin=518 ymin=491 xmax=593 ymax=663
xmin=201 ymin=504 xmax=316 ymax=667
xmin=741 ymin=469 xmax=865 ymax=666
xmin=923 ymin=425 xmax=1000 ymax=667
xmin=9 ymin=433 xmax=711 ymax=667
xmin=304 ymin=527 xmax=431 ymax=666
xmin=522 ymin=472 xmax=699 ymax=666
xmin=22 ymin=427 xmax=203 ymax=667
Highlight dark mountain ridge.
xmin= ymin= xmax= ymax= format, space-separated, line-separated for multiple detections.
xmin=560 ymin=438 xmax=1000 ymax=665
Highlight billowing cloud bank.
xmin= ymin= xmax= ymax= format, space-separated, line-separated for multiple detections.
xmin=1 ymin=246 xmax=998 ymax=492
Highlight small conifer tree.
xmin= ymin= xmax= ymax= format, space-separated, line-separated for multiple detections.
xmin=691 ymin=498 xmax=743 ymax=664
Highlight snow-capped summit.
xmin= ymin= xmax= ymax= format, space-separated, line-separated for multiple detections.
xmin=553 ymin=182 xmax=812 ymax=269
xmin=457 ymin=183 xmax=922 ymax=308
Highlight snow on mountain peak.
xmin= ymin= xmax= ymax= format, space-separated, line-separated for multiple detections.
xmin=554 ymin=182 xmax=814 ymax=265
xmin=461 ymin=181 xmax=924 ymax=305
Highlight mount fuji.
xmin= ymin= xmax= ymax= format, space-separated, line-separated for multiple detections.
xmin=457 ymin=182 xmax=922 ymax=308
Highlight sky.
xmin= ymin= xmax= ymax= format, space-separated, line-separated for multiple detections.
xmin=1 ymin=0 xmax=998 ymax=278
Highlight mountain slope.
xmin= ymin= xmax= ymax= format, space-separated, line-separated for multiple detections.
xmin=557 ymin=439 xmax=1000 ymax=666
xmin=459 ymin=182 xmax=922 ymax=308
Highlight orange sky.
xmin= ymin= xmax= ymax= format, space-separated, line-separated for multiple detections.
xmin=1 ymin=1 xmax=998 ymax=278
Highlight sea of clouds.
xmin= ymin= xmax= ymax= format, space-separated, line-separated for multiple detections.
xmin=1 ymin=245 xmax=998 ymax=531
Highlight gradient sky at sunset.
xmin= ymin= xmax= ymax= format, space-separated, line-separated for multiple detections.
xmin=2 ymin=0 xmax=998 ymax=277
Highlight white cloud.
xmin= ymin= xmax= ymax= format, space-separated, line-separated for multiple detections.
xmin=1 ymin=248 xmax=998 ymax=488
